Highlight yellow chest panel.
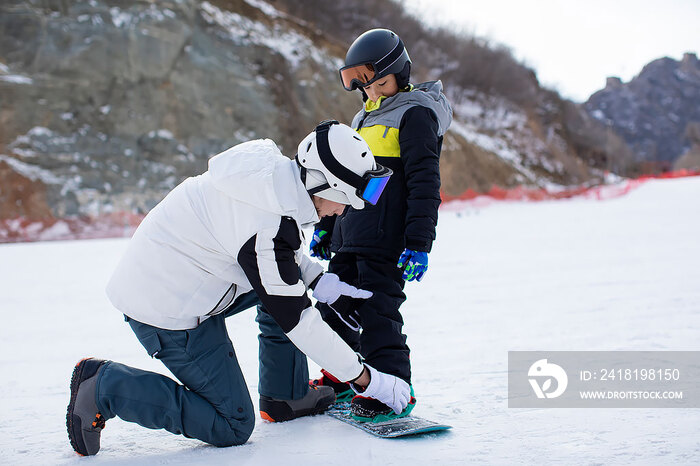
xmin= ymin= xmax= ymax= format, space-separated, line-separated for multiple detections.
xmin=357 ymin=125 xmax=401 ymax=158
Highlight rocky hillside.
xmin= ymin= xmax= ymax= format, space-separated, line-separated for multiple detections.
xmin=0 ymin=0 xmax=362 ymax=218
xmin=585 ymin=53 xmax=700 ymax=171
xmin=0 ymin=0 xmax=617 ymax=223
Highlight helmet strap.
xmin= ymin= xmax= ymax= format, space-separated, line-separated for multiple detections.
xmin=296 ymin=153 xmax=331 ymax=196
xmin=308 ymin=183 xmax=331 ymax=195
xmin=295 ymin=153 xmax=307 ymax=184
xmin=315 ymin=120 xmax=365 ymax=192
xmin=396 ymin=61 xmax=411 ymax=89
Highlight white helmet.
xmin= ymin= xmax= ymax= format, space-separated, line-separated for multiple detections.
xmin=296 ymin=120 xmax=392 ymax=210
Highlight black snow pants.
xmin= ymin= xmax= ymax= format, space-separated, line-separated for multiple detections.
xmin=317 ymin=251 xmax=411 ymax=384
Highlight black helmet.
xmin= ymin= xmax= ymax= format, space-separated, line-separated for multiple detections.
xmin=339 ymin=28 xmax=412 ymax=91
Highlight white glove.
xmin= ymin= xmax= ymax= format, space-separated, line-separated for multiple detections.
xmin=352 ymin=364 xmax=411 ymax=415
xmin=312 ymin=273 xmax=372 ymax=305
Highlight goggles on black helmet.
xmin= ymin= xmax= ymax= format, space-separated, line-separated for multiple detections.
xmin=339 ymin=38 xmax=407 ymax=91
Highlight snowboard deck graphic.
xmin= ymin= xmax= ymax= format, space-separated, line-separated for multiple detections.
xmin=326 ymin=403 xmax=451 ymax=438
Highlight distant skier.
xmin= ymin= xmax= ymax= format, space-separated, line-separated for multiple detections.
xmin=307 ymin=29 xmax=453 ymax=422
xmin=66 ymin=122 xmax=409 ymax=456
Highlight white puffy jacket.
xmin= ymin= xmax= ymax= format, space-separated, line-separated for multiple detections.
xmin=106 ymin=139 xmax=364 ymax=382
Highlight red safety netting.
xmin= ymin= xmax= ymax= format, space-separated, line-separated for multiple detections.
xmin=1 ymin=169 xmax=699 ymax=244
xmin=0 ymin=212 xmax=144 ymax=244
xmin=440 ymin=169 xmax=700 ymax=211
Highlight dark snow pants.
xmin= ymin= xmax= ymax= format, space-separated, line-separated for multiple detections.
xmin=95 ymin=291 xmax=309 ymax=447
xmin=255 ymin=305 xmax=310 ymax=400
xmin=318 ymin=252 xmax=411 ymax=384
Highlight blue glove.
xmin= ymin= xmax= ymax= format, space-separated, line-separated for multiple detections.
xmin=309 ymin=228 xmax=332 ymax=260
xmin=397 ymin=249 xmax=428 ymax=282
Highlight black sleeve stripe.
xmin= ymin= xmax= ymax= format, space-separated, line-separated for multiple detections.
xmin=238 ymin=234 xmax=311 ymax=333
xmin=273 ymin=217 xmax=302 ymax=286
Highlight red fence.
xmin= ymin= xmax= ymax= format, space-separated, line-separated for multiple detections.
xmin=0 ymin=212 xmax=145 ymax=244
xmin=440 ymin=169 xmax=700 ymax=210
xmin=2 ymin=169 xmax=699 ymax=244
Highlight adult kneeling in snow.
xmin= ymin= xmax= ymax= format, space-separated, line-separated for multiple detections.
xmin=66 ymin=121 xmax=407 ymax=456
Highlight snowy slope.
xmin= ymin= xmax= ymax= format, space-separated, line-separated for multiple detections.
xmin=1 ymin=177 xmax=699 ymax=465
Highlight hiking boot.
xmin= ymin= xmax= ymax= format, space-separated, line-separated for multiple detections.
xmin=350 ymin=387 xmax=416 ymax=423
xmin=310 ymin=369 xmax=354 ymax=403
xmin=67 ymin=358 xmax=107 ymax=456
xmin=259 ymin=385 xmax=335 ymax=422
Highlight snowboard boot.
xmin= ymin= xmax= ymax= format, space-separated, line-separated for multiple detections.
xmin=67 ymin=358 xmax=108 ymax=456
xmin=310 ymin=369 xmax=354 ymax=403
xmin=350 ymin=387 xmax=416 ymax=423
xmin=259 ymin=384 xmax=335 ymax=422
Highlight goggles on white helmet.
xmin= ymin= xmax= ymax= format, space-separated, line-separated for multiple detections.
xmin=296 ymin=120 xmax=392 ymax=209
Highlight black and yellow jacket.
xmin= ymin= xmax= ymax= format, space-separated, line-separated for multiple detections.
xmin=322 ymin=80 xmax=453 ymax=258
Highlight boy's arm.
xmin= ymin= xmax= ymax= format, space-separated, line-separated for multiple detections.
xmin=399 ymin=105 xmax=442 ymax=253
xmin=309 ymin=215 xmax=336 ymax=260
xmin=316 ymin=214 xmax=337 ymax=234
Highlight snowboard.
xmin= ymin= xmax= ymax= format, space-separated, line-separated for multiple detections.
xmin=326 ymin=402 xmax=451 ymax=438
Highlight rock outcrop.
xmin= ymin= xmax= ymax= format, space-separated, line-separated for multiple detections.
xmin=0 ymin=0 xmax=618 ymax=224
xmin=0 ymin=0 xmax=357 ymax=218
xmin=585 ymin=53 xmax=700 ymax=168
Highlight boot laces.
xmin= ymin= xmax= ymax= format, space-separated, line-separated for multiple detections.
xmin=91 ymin=413 xmax=106 ymax=430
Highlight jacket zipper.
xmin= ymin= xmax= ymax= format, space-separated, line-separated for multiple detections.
xmin=206 ymin=283 xmax=237 ymax=316
xmin=356 ymin=112 xmax=369 ymax=130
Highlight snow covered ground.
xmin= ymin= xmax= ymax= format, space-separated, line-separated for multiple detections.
xmin=1 ymin=177 xmax=699 ymax=465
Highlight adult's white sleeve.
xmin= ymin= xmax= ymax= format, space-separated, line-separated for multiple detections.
xmin=237 ymin=218 xmax=362 ymax=382
xmin=299 ymin=253 xmax=324 ymax=287
xmin=286 ymin=306 xmax=364 ymax=382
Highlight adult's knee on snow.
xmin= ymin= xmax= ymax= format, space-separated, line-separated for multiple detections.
xmin=210 ymin=414 xmax=255 ymax=447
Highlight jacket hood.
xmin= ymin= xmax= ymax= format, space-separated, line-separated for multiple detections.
xmin=357 ymin=80 xmax=453 ymax=136
xmin=207 ymin=139 xmax=319 ymax=227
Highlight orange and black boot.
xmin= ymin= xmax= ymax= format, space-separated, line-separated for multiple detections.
xmin=259 ymin=384 xmax=335 ymax=422
xmin=310 ymin=369 xmax=354 ymax=403
xmin=67 ymin=358 xmax=107 ymax=456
